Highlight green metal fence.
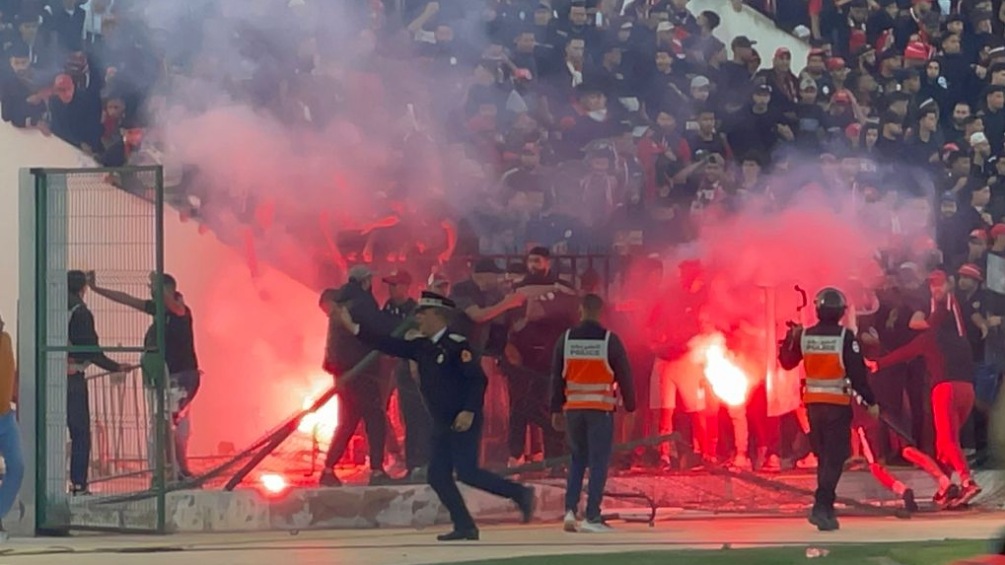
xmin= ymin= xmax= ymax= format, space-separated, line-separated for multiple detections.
xmin=29 ymin=166 xmax=168 ymax=533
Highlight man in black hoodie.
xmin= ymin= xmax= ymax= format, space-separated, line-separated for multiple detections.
xmin=318 ymin=266 xmax=398 ymax=487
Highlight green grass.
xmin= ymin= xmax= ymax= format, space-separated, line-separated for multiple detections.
xmin=446 ymin=541 xmax=991 ymax=565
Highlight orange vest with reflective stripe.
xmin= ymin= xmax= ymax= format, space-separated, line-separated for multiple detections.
xmin=562 ymin=330 xmax=617 ymax=411
xmin=800 ymin=328 xmax=851 ymax=406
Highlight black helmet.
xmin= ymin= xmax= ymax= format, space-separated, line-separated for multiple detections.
xmin=815 ymin=287 xmax=847 ymax=323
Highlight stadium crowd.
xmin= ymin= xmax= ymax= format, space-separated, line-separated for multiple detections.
xmin=3 ymin=0 xmax=1005 ymax=481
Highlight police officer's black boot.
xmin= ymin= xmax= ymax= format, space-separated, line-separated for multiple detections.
xmin=808 ymin=507 xmax=837 ymax=532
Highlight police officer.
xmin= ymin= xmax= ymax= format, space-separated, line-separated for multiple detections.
xmin=67 ymin=270 xmax=126 ymax=494
xmin=550 ymin=294 xmax=636 ymax=533
xmin=779 ymin=287 xmax=879 ymax=531
xmin=335 ymin=291 xmax=535 ymax=541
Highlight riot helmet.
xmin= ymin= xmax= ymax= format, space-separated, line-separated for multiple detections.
xmin=815 ymin=287 xmax=847 ymax=324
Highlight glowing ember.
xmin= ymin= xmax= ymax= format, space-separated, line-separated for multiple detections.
xmin=260 ymin=473 xmax=288 ymax=494
xmin=691 ymin=333 xmax=749 ymax=407
xmin=297 ymin=376 xmax=339 ymax=442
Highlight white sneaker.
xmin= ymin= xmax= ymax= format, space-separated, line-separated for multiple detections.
xmin=731 ymin=454 xmax=752 ymax=470
xmin=578 ymin=520 xmax=614 ymax=533
xmin=563 ymin=510 xmax=577 ymax=532
xmin=762 ymin=454 xmax=782 ymax=472
xmin=797 ymin=453 xmax=819 ymax=469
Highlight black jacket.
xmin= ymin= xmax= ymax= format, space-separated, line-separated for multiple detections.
xmin=68 ymin=294 xmax=121 ymax=373
xmin=322 ymin=281 xmax=397 ymax=376
xmin=359 ymin=326 xmax=485 ymax=427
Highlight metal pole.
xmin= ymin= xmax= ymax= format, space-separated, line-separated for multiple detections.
xmin=222 ymin=320 xmax=412 ymax=491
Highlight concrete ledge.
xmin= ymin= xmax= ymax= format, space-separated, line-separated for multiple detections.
xmin=65 ymin=469 xmax=1005 ymax=533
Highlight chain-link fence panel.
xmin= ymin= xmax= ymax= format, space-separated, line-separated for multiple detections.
xmin=29 ymin=166 xmax=167 ymax=533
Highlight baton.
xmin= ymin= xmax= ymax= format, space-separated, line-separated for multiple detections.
xmin=852 ymin=390 xmax=916 ymax=445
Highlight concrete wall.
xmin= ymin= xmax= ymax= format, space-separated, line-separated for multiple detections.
xmin=693 ymin=0 xmax=810 ymax=67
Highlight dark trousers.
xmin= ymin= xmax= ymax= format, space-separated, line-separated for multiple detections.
xmin=428 ymin=416 xmax=525 ymax=531
xmin=501 ymin=361 xmax=564 ymax=459
xmin=806 ymin=403 xmax=852 ymax=515
xmin=565 ymin=410 xmax=614 ymax=521
xmin=395 ymin=361 xmax=431 ymax=469
xmin=872 ymin=361 xmax=929 ymax=457
xmin=67 ymin=373 xmax=90 ymax=487
xmin=325 ymin=377 xmax=386 ymax=471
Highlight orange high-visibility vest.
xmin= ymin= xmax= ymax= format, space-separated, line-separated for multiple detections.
xmin=562 ymin=330 xmax=617 ymax=411
xmin=800 ymin=328 xmax=852 ymax=406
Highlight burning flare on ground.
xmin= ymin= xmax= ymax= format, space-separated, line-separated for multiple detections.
xmin=691 ymin=333 xmax=749 ymax=407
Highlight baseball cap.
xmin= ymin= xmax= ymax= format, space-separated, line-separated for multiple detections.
xmin=774 ymin=47 xmax=791 ymax=59
xmin=971 ymin=228 xmax=989 ymax=242
xmin=755 ymin=83 xmax=773 ymax=94
xmin=691 ymin=75 xmax=711 ymax=89
xmin=800 ymin=76 xmax=817 ymax=91
xmin=959 ymin=263 xmax=984 ymax=281
xmin=656 ymin=21 xmax=673 ymax=32
xmin=382 ymin=270 xmax=413 ymax=286
xmin=827 ymin=57 xmax=847 ymax=71
xmin=904 ymin=41 xmax=931 ymax=61
xmin=348 ymin=265 xmax=373 ymax=282
xmin=731 ymin=36 xmax=756 ymax=49
xmin=807 ymin=47 xmax=826 ymax=59
xmin=620 ymin=21 xmax=633 ymax=30
xmin=473 ymin=258 xmax=504 ymax=274
xmin=992 ymin=224 xmax=1005 ymax=239
xmin=927 ymin=269 xmax=948 ymax=286
xmin=528 ymin=246 xmax=551 ymax=258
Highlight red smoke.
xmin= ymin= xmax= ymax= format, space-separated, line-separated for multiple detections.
xmin=644 ymin=193 xmax=893 ymax=411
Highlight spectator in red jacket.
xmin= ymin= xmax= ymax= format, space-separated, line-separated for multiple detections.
xmin=870 ymin=270 xmax=981 ymax=507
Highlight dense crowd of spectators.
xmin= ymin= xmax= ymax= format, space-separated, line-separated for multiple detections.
xmin=4 ymin=0 xmax=1005 ymax=472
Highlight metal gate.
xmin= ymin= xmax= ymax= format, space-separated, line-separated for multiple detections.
xmin=19 ymin=166 xmax=169 ymax=533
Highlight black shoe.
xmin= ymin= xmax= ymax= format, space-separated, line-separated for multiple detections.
xmin=319 ymin=472 xmax=342 ymax=487
xmin=902 ymin=488 xmax=919 ymax=513
xmin=437 ymin=528 xmax=479 ymax=541
xmin=934 ymin=484 xmax=961 ymax=507
xmin=70 ymin=484 xmax=91 ymax=496
xmin=950 ymin=480 xmax=982 ymax=509
xmin=369 ymin=470 xmax=392 ymax=486
xmin=808 ymin=510 xmax=838 ymax=532
xmin=516 ymin=486 xmax=536 ymax=524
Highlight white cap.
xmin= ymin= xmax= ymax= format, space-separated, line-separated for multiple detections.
xmin=656 ymin=21 xmax=674 ymax=32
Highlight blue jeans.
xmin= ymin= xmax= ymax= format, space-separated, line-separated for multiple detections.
xmin=974 ymin=363 xmax=1000 ymax=406
xmin=0 ymin=411 xmax=24 ymax=520
xmin=564 ymin=410 xmax=614 ymax=522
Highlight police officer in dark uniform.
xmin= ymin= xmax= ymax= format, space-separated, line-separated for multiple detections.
xmin=779 ymin=287 xmax=879 ymax=531
xmin=335 ymin=291 xmax=535 ymax=541
xmin=67 ymin=270 xmax=126 ymax=494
